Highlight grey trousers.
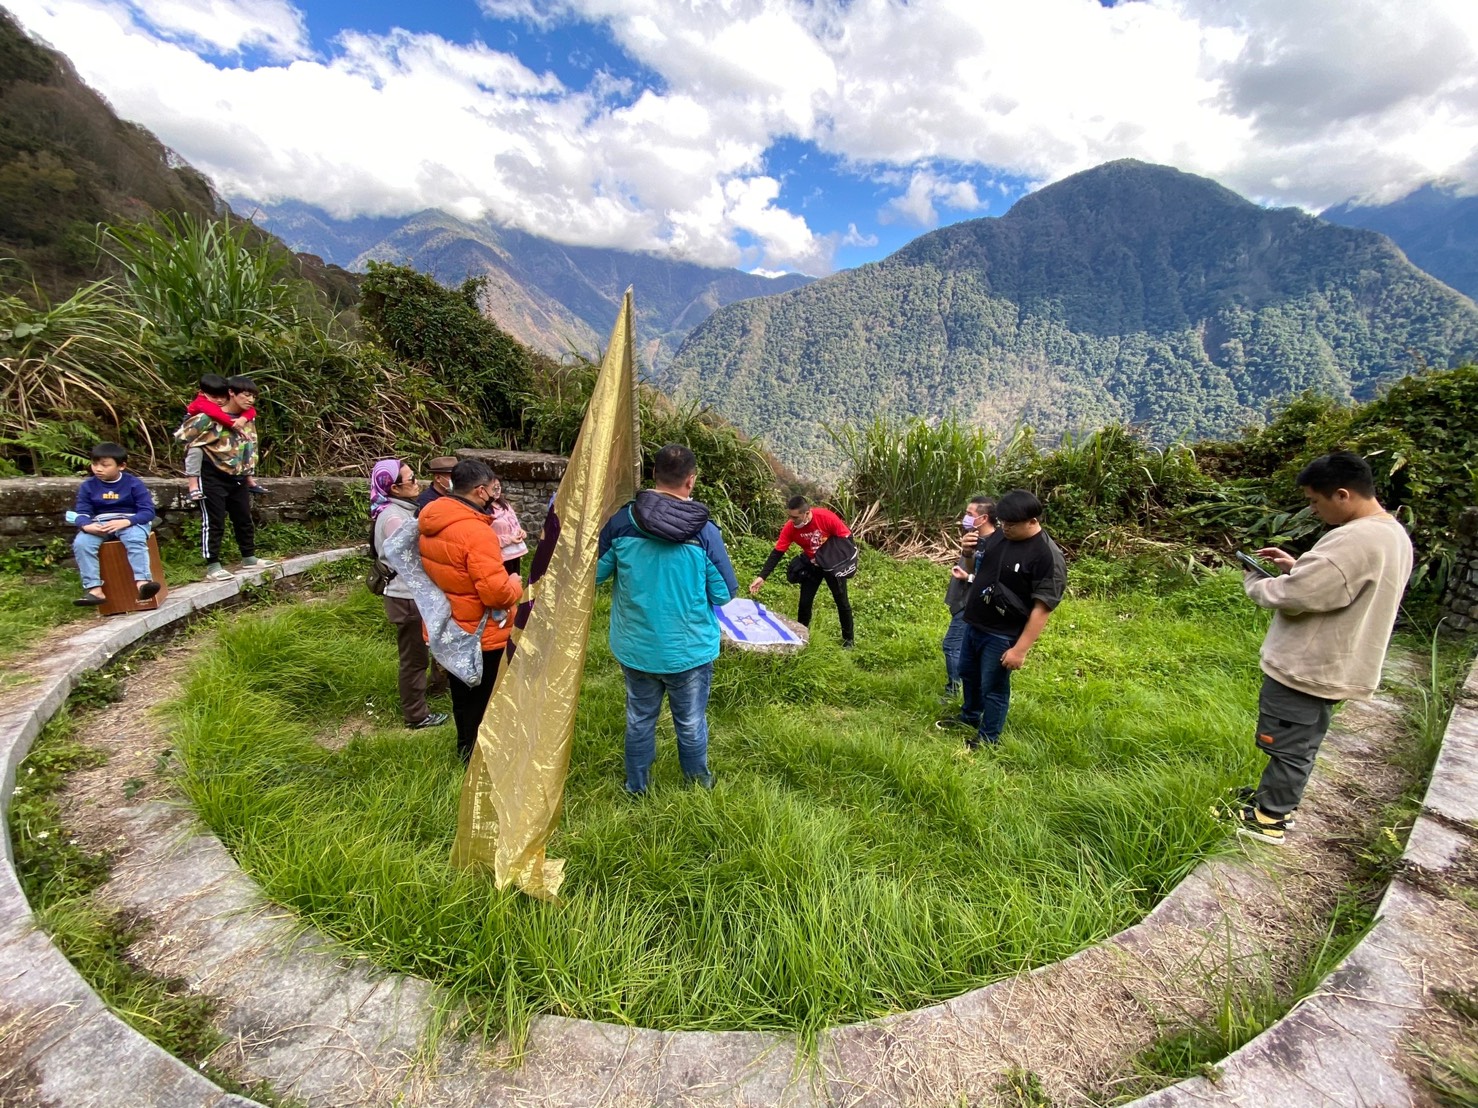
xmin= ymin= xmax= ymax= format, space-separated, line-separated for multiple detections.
xmin=1254 ymin=674 xmax=1338 ymax=817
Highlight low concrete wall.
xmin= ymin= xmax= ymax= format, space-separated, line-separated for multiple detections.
xmin=0 ymin=551 xmax=364 ymax=1108
xmin=2 ymin=589 xmax=1475 ymax=1105
xmin=0 ymin=476 xmax=364 ymax=551
xmin=0 ymin=451 xmax=571 ymax=553
xmin=1442 ymin=507 xmax=1478 ymax=633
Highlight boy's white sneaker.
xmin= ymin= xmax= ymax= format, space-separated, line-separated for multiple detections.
xmin=205 ymin=566 xmax=235 ymax=582
xmin=241 ymin=557 xmax=278 ymax=570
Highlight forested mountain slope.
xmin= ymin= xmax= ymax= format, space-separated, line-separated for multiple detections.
xmin=664 ymin=160 xmax=1478 ymax=475
xmin=1323 ymin=184 xmax=1478 ymax=303
xmin=0 ymin=10 xmax=357 ymax=309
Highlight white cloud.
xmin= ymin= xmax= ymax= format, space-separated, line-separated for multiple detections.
xmin=841 ymin=223 xmax=878 ymax=248
xmin=133 ymin=0 xmax=309 ymax=60
xmin=7 ymin=0 xmax=1478 ymax=272
xmin=881 ymin=169 xmax=987 ymax=227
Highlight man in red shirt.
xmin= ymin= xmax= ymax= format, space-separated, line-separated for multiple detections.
xmin=750 ymin=495 xmax=855 ymax=648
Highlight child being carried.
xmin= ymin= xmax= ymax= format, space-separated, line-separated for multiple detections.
xmin=181 ymin=372 xmax=263 ymax=501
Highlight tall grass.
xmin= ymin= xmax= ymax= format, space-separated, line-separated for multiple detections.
xmin=104 ymin=213 xmax=299 ymax=385
xmin=834 ymin=416 xmax=1212 ymax=551
xmin=831 ymin=416 xmax=1034 ymax=533
xmin=168 ymin=544 xmax=1267 ymax=1039
xmin=0 ymin=278 xmax=163 ymax=473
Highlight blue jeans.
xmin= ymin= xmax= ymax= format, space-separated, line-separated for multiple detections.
xmin=73 ymin=522 xmax=153 ymax=589
xmin=622 ymin=662 xmax=714 ymax=794
xmin=942 ymin=611 xmax=967 ymax=692
xmin=959 ymin=625 xmax=1017 ymax=746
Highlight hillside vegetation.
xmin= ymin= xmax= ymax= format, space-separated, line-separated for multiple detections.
xmin=1324 ymin=183 xmax=1478 ymax=303
xmin=0 ymin=9 xmax=220 ymax=299
xmin=664 ymin=161 xmax=1478 ymax=476
xmin=838 ymin=365 xmax=1478 ymax=604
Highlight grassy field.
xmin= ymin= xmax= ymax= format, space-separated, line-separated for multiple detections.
xmin=168 ymin=539 xmax=1268 ymax=1038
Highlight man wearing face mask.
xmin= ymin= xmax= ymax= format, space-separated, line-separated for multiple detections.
xmin=417 ymin=459 xmax=523 ymax=760
xmin=415 ymin=456 xmax=459 ymax=511
xmin=942 ymin=495 xmax=996 ymax=702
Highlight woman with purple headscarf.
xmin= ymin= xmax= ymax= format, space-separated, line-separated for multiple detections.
xmin=371 ymin=459 xmax=448 ymax=732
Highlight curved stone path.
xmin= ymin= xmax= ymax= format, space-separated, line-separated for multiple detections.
xmin=2 ymin=559 xmax=1475 ymax=1106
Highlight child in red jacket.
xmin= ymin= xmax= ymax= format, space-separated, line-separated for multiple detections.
xmin=183 ymin=372 xmax=261 ymax=501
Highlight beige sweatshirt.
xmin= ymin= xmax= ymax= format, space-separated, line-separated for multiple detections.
xmin=1245 ymin=512 xmax=1413 ymax=701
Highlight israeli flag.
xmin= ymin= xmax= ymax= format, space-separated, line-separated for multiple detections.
xmin=714 ymin=598 xmax=804 ymax=646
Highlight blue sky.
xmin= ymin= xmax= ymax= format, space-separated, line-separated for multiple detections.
xmin=8 ymin=0 xmax=1478 ymax=275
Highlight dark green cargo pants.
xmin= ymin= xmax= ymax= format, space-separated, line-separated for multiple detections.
xmin=1254 ymin=675 xmax=1338 ymax=818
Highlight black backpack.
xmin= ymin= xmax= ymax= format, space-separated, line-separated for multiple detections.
xmin=365 ymin=522 xmax=397 ymax=596
xmin=813 ymin=534 xmax=860 ymax=579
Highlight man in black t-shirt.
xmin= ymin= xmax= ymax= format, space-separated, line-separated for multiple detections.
xmin=938 ymin=489 xmax=1067 ymax=748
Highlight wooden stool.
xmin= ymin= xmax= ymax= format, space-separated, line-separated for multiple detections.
xmin=95 ymin=532 xmax=168 ymax=616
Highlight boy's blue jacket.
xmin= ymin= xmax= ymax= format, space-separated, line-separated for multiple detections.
xmin=73 ymin=473 xmax=156 ymax=528
xmin=596 ymin=490 xmax=739 ymax=674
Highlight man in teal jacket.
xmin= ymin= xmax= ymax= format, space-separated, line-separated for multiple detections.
xmin=597 ymin=443 xmax=739 ymax=794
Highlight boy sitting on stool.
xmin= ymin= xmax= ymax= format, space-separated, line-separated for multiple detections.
xmin=71 ymin=442 xmax=161 ymax=607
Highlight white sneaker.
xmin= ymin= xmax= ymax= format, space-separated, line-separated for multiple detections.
xmin=205 ymin=566 xmax=235 ymax=582
xmin=241 ymin=557 xmax=278 ymax=570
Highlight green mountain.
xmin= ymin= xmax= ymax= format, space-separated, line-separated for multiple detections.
xmin=1322 ymin=184 xmax=1478 ymax=303
xmin=0 ymin=9 xmax=358 ymax=310
xmin=0 ymin=8 xmax=221 ymax=297
xmin=663 ymin=160 xmax=1478 ymax=476
xmin=242 ymin=199 xmax=814 ymax=371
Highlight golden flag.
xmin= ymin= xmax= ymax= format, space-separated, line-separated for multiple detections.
xmin=450 ymin=290 xmax=641 ymax=900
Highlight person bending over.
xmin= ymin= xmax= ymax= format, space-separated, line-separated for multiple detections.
xmin=750 ymin=495 xmax=855 ymax=648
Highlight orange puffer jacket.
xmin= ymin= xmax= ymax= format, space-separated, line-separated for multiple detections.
xmin=417 ymin=494 xmax=523 ymax=651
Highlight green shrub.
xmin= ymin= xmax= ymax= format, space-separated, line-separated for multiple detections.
xmin=358 ymin=262 xmax=533 ymax=433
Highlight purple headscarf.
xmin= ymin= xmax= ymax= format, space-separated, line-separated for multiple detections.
xmin=370 ymin=459 xmax=402 ymax=521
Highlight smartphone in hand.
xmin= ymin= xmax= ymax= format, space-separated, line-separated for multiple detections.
xmin=1235 ymin=550 xmax=1274 ymax=578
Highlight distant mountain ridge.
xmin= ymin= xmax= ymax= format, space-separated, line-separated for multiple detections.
xmin=663 ymin=160 xmax=1478 ymax=476
xmin=239 ymin=199 xmax=814 ymax=371
xmin=1322 ymin=184 xmax=1478 ymax=303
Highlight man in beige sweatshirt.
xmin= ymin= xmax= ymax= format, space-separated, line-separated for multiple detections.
xmin=1237 ymin=452 xmax=1413 ymax=845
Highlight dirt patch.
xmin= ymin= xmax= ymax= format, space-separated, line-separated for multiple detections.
xmin=317 ymin=713 xmax=380 ymax=752
xmin=52 ymin=637 xmax=205 ymax=860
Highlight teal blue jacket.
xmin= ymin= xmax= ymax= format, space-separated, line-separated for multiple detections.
xmin=596 ymin=491 xmax=738 ymax=674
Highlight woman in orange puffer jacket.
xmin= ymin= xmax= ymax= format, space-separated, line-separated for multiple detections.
xmin=417 ymin=459 xmax=524 ymax=760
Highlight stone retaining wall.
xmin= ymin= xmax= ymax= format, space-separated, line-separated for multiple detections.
xmin=452 ymin=448 xmax=566 ymax=531
xmin=0 ymin=450 xmax=569 ymax=552
xmin=1441 ymin=507 xmax=1478 ymax=633
xmin=0 ymin=476 xmax=365 ymax=552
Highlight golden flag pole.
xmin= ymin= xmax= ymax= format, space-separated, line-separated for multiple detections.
xmin=449 ymin=289 xmax=641 ymax=899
